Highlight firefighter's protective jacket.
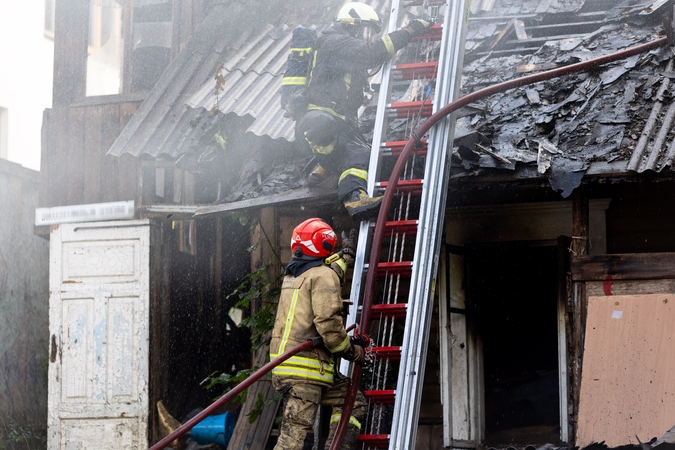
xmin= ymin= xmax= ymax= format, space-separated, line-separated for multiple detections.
xmin=307 ymin=26 xmax=412 ymax=120
xmin=270 ymin=264 xmax=350 ymax=386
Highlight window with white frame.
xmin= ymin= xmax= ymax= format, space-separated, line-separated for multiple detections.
xmin=86 ymin=0 xmax=173 ymax=96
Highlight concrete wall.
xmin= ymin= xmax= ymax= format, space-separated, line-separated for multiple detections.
xmin=0 ymin=158 xmax=49 ymax=429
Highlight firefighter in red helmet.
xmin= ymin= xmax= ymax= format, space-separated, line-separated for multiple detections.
xmin=269 ymin=218 xmax=367 ymax=450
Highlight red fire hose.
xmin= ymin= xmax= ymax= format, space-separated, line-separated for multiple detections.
xmin=329 ymin=35 xmax=669 ymax=450
xmin=148 ymin=337 xmax=322 ymax=450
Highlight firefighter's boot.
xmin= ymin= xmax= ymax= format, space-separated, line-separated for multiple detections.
xmin=307 ymin=164 xmax=326 ymax=187
xmin=325 ymin=420 xmax=361 ymax=450
xmin=343 ymin=189 xmax=382 ymax=221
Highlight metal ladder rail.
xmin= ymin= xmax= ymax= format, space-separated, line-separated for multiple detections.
xmin=339 ymin=1 xmax=452 ymax=448
xmin=389 ymin=0 xmax=469 ymax=447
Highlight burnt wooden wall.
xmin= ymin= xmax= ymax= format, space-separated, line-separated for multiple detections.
xmin=40 ymin=103 xmax=142 ymax=208
xmin=42 ymin=0 xmax=208 ymax=210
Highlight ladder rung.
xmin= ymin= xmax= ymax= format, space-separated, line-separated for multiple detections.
xmin=384 ymin=220 xmax=418 ymax=236
xmin=393 ymin=62 xmax=438 ymax=80
xmin=371 ymin=346 xmax=402 ymax=360
xmin=371 ymin=303 xmax=407 ymax=319
xmin=363 ymin=389 xmax=396 ymax=404
xmin=375 ymin=261 xmax=412 ymax=276
xmin=382 ymin=140 xmax=427 ymax=157
xmin=387 ymin=101 xmax=433 ymax=118
xmin=376 ymin=179 xmax=423 ymax=194
xmin=357 ymin=434 xmax=390 ymax=448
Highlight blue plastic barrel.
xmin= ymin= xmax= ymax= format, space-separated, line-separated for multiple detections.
xmin=191 ymin=411 xmax=236 ymax=448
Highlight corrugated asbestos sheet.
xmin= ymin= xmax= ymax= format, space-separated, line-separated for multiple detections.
xmin=107 ymin=0 xmax=390 ymax=158
xmin=185 ymin=24 xmax=295 ymax=142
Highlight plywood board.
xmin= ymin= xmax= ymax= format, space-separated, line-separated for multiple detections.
xmin=577 ymin=294 xmax=675 ymax=447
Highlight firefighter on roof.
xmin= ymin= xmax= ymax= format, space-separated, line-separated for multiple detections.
xmin=270 ymin=218 xmax=368 ymax=450
xmin=295 ymin=2 xmax=431 ymax=221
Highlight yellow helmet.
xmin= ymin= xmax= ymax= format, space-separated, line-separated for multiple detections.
xmin=336 ymin=2 xmax=382 ymax=36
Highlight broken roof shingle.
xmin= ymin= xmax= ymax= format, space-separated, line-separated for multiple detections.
xmin=455 ymin=3 xmax=672 ymax=196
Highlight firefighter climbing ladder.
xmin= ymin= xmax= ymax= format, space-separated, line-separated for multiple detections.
xmin=340 ymin=0 xmax=469 ymax=448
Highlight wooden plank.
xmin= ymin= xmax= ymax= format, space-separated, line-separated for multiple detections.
xmin=118 ymin=154 xmax=138 ymax=202
xmin=39 ymin=109 xmax=55 ymax=207
xmin=66 ymin=108 xmax=86 ymax=205
xmin=83 ymin=107 xmax=103 ymax=203
xmin=194 ymin=187 xmax=336 ymax=217
xmin=148 ymin=219 xmax=163 ymax=444
xmin=572 ymin=189 xmax=589 ymax=257
xmin=52 ymin=0 xmax=88 ymax=106
xmin=172 ymin=168 xmax=182 ymax=204
xmin=227 ymin=350 xmax=280 ymax=450
xmin=118 ymin=102 xmax=139 ymax=202
xmin=557 ymin=237 xmax=571 ymax=443
xmin=52 ymin=108 xmax=71 ymax=206
xmin=571 ymin=253 xmax=675 ymax=281
xmin=571 ymin=189 xmax=589 ymax=444
xmin=449 ymin=253 xmax=470 ymax=441
xmin=122 ymin=0 xmax=133 ymax=93
xmin=577 ymin=294 xmax=675 ymax=447
xmin=100 ymin=104 xmax=120 ymax=202
xmin=587 ymin=279 xmax=675 ymax=297
xmin=172 ymin=0 xmax=185 ymax=59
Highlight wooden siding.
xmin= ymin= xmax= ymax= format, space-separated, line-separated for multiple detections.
xmin=40 ymin=102 xmax=142 ymax=209
xmin=571 ymin=253 xmax=675 ymax=281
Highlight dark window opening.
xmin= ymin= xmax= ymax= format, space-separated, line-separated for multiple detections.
xmin=86 ymin=0 xmax=173 ymax=96
xmin=466 ymin=242 xmax=561 ymax=446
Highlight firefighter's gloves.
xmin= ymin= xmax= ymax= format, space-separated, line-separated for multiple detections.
xmin=326 ymin=253 xmax=348 ymax=283
xmin=326 ymin=229 xmax=358 ymax=283
xmin=405 ymin=19 xmax=432 ymax=37
xmin=341 ymin=229 xmax=357 ymax=263
xmin=341 ymin=343 xmax=365 ymax=365
xmin=350 ymin=332 xmax=371 ymax=350
xmin=349 ymin=332 xmax=370 ymax=365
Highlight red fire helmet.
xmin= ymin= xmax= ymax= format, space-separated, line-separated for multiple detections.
xmin=291 ymin=218 xmax=337 ymax=258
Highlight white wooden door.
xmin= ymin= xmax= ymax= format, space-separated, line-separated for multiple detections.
xmin=439 ymin=249 xmax=484 ymax=448
xmin=48 ymin=220 xmax=150 ymax=450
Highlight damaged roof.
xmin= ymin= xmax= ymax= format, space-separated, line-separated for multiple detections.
xmin=109 ymin=0 xmax=675 ymax=202
xmin=452 ymin=0 xmax=675 ymax=197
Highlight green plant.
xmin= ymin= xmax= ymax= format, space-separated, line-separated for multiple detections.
xmin=201 ymin=368 xmax=255 ymax=404
xmin=0 ymin=417 xmax=46 ymax=450
xmin=202 ymin=217 xmax=284 ymax=423
xmin=227 ymin=263 xmax=283 ymax=351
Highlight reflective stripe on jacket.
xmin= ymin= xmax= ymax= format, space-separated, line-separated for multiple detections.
xmin=270 ymin=265 xmax=350 ymax=386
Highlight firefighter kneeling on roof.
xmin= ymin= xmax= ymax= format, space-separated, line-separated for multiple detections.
xmin=282 ymin=2 xmax=431 ymax=221
xmin=270 ymin=218 xmax=368 ymax=450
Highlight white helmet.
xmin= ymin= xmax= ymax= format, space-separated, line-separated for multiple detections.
xmin=336 ymin=2 xmax=382 ymax=36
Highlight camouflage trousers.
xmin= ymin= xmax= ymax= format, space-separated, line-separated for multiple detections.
xmin=272 ymin=373 xmax=367 ymax=450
